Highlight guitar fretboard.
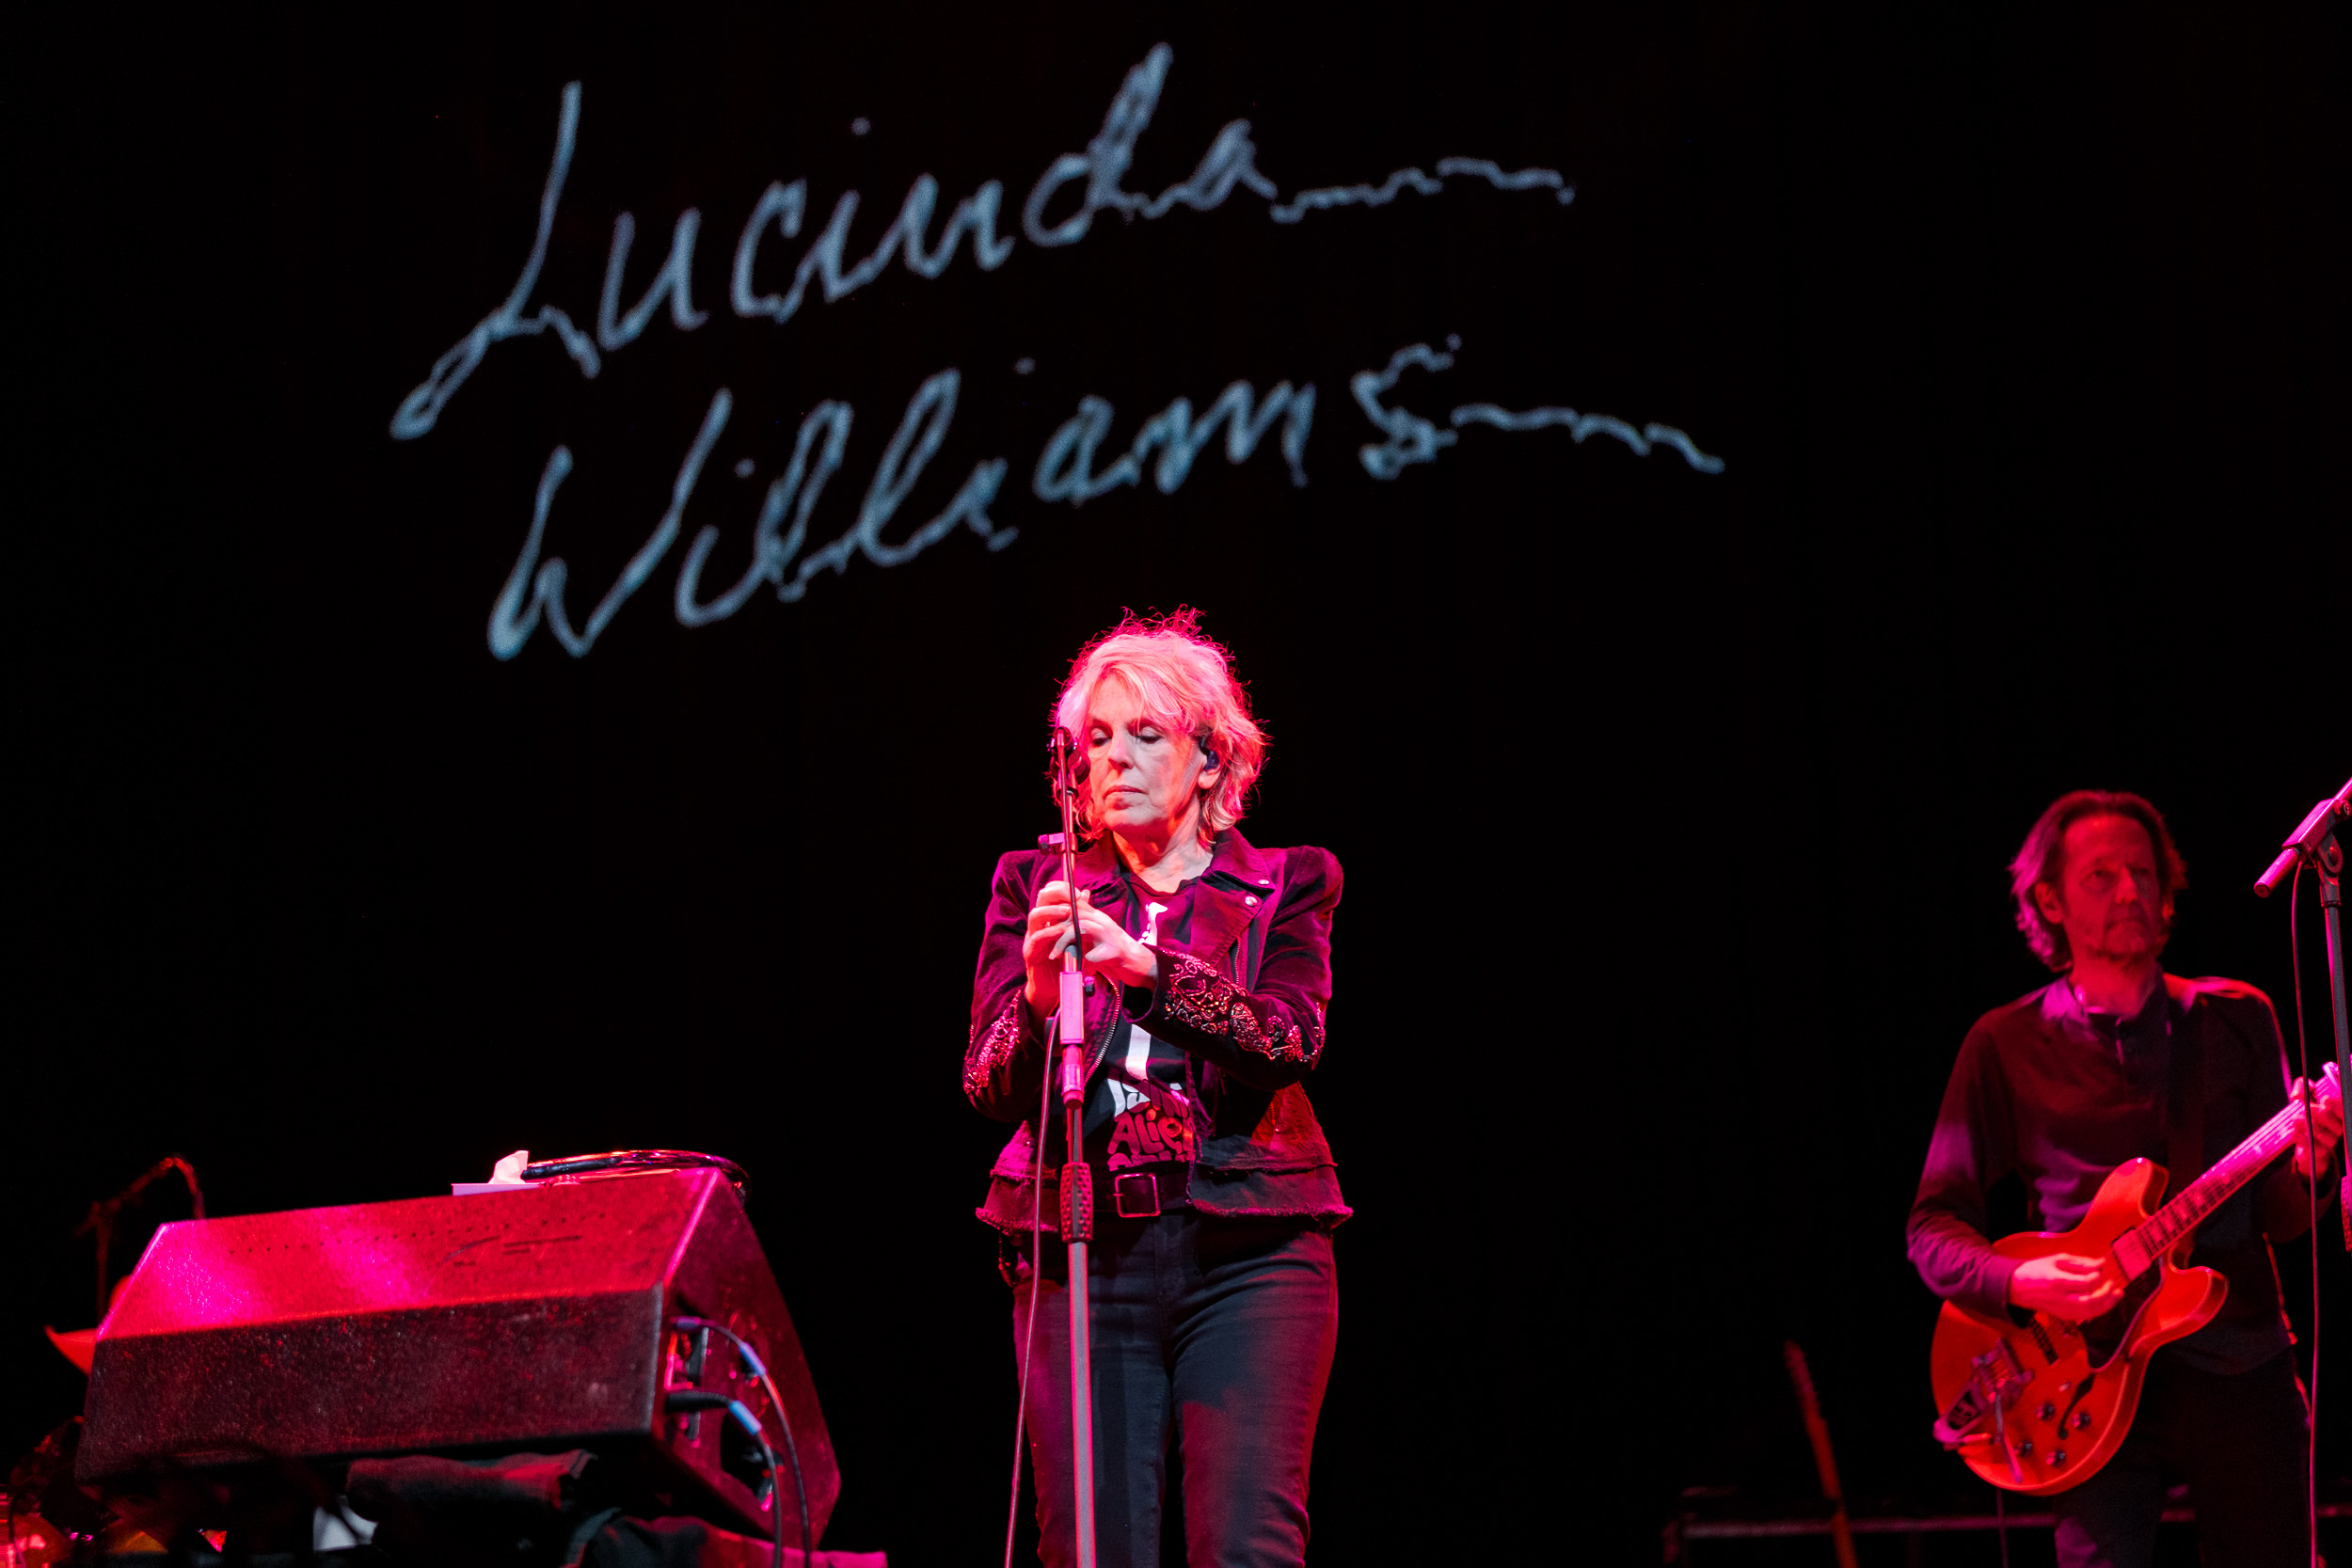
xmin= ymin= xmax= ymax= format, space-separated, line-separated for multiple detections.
xmin=2117 ymin=1098 xmax=2307 ymax=1272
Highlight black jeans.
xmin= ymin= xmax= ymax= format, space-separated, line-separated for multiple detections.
xmin=1010 ymin=1212 xmax=1339 ymax=1568
xmin=2050 ymin=1351 xmax=2310 ymax=1568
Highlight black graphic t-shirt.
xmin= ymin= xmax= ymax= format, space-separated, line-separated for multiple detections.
xmin=1081 ymin=870 xmax=1204 ymax=1213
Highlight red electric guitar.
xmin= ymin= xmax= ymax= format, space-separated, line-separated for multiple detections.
xmin=1928 ymin=1091 xmax=2317 ymax=1495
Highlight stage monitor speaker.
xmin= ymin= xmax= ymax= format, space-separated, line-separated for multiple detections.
xmin=75 ymin=1167 xmax=836 ymax=1546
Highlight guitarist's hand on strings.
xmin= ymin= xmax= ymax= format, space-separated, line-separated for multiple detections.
xmin=2290 ymin=1062 xmax=2344 ymax=1180
xmin=2007 ymin=1255 xmax=2123 ymax=1322
xmin=2004 ymin=1064 xmax=2344 ymax=1324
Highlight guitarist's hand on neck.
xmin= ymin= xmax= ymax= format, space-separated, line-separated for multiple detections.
xmin=2008 ymin=1254 xmax=2124 ymax=1322
xmin=2292 ymin=1064 xmax=2345 ymax=1180
xmin=2030 ymin=814 xmax=2169 ymax=1017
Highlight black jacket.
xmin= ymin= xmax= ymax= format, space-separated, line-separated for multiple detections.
xmin=963 ymin=828 xmax=1349 ymax=1235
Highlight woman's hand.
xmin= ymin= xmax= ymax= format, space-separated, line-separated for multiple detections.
xmin=1022 ymin=882 xmax=1160 ymax=1022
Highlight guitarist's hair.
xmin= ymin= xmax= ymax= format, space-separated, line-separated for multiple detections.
xmin=2010 ymin=789 xmax=2189 ymax=971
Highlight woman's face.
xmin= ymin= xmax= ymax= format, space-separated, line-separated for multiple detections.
xmin=1083 ymin=678 xmax=1214 ymax=847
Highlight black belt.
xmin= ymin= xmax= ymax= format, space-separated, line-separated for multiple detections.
xmin=995 ymin=1172 xmax=1183 ymax=1282
xmin=1111 ymin=1171 xmax=1164 ymax=1218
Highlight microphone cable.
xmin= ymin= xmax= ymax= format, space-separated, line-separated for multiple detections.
xmin=1003 ymin=994 xmax=1113 ymax=1568
xmin=1004 ymin=1012 xmax=1058 ymax=1568
xmin=670 ymin=1320 xmax=811 ymax=1568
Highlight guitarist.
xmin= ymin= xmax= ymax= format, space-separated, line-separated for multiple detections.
xmin=1908 ymin=788 xmax=2343 ymax=1568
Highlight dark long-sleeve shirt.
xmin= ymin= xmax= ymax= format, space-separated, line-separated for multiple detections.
xmin=1908 ymin=972 xmax=2321 ymax=1374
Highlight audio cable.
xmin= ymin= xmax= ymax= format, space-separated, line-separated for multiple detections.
xmin=671 ymin=1317 xmax=813 ymax=1568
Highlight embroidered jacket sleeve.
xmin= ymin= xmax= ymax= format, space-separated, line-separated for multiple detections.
xmin=1127 ymin=847 xmax=1341 ymax=1091
xmin=1906 ymin=1019 xmax=2024 ymax=1322
xmin=964 ymin=851 xmax=1048 ymax=1122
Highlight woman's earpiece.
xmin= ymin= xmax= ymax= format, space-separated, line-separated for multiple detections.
xmin=1200 ymin=736 xmax=1220 ymax=770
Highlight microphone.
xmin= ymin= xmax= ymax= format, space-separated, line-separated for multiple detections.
xmin=2254 ymin=777 xmax=2352 ymax=896
xmin=1047 ymin=725 xmax=1089 ymax=793
xmin=1045 ymin=727 xmax=1089 ymax=1055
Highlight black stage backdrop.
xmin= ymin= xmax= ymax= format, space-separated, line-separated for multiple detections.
xmin=8 ymin=4 xmax=2346 ymax=1561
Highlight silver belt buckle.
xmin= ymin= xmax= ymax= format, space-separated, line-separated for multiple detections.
xmin=1112 ymin=1172 xmax=1162 ymax=1218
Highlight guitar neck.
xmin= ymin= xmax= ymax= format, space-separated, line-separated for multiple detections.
xmin=2122 ymin=1098 xmax=2306 ymax=1267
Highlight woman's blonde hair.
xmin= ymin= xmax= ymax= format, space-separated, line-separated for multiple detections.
xmin=1052 ymin=609 xmax=1266 ymax=845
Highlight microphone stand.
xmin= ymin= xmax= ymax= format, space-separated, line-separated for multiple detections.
xmin=2256 ymin=778 xmax=2352 ymax=1245
xmin=1047 ymin=728 xmax=1099 ymax=1568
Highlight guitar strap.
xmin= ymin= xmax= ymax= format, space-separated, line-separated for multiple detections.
xmin=2164 ymin=991 xmax=2206 ymax=1238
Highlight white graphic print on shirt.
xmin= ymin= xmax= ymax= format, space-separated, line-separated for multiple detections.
xmin=1103 ymin=1025 xmax=1197 ymax=1170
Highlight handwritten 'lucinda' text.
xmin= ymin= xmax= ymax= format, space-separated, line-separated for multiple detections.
xmin=390 ymin=45 xmax=1724 ymax=660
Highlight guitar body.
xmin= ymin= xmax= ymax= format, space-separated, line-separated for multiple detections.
xmin=1929 ymin=1158 xmax=2228 ymax=1495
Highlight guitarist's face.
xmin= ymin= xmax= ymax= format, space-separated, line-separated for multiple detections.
xmin=2035 ymin=815 xmax=2170 ymax=966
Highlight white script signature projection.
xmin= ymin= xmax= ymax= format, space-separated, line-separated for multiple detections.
xmin=389 ymin=47 xmax=1586 ymax=440
xmin=1353 ymin=341 xmax=1724 ymax=482
xmin=489 ymin=377 xmax=1014 ymax=659
xmin=386 ymin=45 xmax=1724 ymax=659
xmin=1268 ymin=159 xmax=1575 ymax=225
xmin=1033 ymin=382 xmax=1317 ymax=507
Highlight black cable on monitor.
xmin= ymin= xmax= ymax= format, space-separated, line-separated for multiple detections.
xmin=523 ymin=1151 xmax=750 ymax=1201
xmin=671 ymin=1320 xmax=812 ymax=1568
